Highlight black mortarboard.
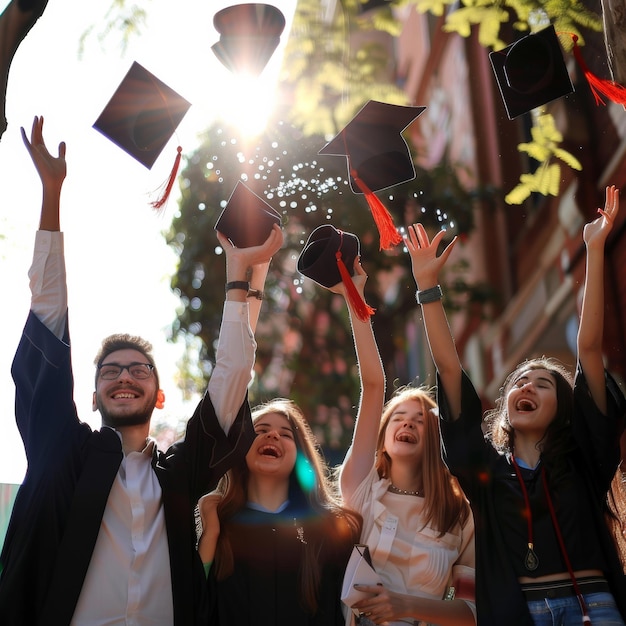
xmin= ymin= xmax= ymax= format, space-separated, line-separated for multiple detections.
xmin=215 ymin=181 xmax=282 ymax=248
xmin=297 ymin=225 xmax=359 ymax=288
xmin=297 ymin=224 xmax=374 ymax=321
xmin=318 ymin=100 xmax=425 ymax=194
xmin=212 ymin=3 xmax=286 ymax=76
xmin=93 ymin=61 xmax=192 ymax=169
xmin=489 ymin=25 xmax=574 ymax=120
xmin=318 ymin=100 xmax=425 ymax=250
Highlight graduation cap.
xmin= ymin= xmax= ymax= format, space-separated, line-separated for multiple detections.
xmin=215 ymin=181 xmax=282 ymax=248
xmin=297 ymin=224 xmax=374 ymax=321
xmin=212 ymin=3 xmax=286 ymax=76
xmin=93 ymin=62 xmax=192 ymax=210
xmin=318 ymin=100 xmax=425 ymax=250
xmin=93 ymin=61 xmax=191 ymax=169
xmin=489 ymin=25 xmax=574 ymax=120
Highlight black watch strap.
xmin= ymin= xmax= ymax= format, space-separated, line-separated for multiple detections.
xmin=226 ymin=280 xmax=250 ymax=293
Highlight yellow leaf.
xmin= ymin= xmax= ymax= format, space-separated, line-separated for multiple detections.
xmin=505 ymin=181 xmax=533 ymax=205
xmin=553 ymin=148 xmax=583 ymax=170
xmin=518 ymin=141 xmax=550 ymax=162
xmin=414 ymin=0 xmax=452 ymax=17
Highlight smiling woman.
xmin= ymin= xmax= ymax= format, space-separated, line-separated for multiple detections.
xmin=407 ymin=188 xmax=626 ymax=625
xmin=197 ymin=399 xmax=361 ymax=625
xmin=340 ymin=387 xmax=477 ymax=626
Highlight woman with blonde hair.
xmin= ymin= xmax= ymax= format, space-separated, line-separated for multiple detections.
xmin=198 ymin=398 xmax=362 ymax=625
xmin=337 ymin=267 xmax=476 ymax=626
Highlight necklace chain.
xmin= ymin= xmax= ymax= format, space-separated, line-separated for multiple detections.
xmin=388 ymin=483 xmax=423 ymax=497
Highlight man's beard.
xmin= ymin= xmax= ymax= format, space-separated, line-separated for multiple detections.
xmin=101 ymin=410 xmax=152 ymax=428
xmin=96 ymin=392 xmax=155 ymax=429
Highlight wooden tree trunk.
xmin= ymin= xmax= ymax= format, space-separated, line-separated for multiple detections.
xmin=601 ymin=0 xmax=626 ymax=85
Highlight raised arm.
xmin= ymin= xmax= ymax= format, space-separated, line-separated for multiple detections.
xmin=577 ymin=185 xmax=620 ymax=414
xmin=405 ymin=224 xmax=463 ymax=420
xmin=335 ymin=261 xmax=386 ymax=499
xmin=208 ymin=225 xmax=283 ymax=432
xmin=21 ymin=116 xmax=68 ymax=339
xmin=217 ymin=224 xmax=283 ymax=332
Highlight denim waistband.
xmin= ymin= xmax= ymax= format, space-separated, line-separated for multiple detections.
xmin=521 ymin=576 xmax=610 ymax=601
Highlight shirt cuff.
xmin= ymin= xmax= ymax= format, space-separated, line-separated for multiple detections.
xmin=221 ymin=300 xmax=249 ymax=321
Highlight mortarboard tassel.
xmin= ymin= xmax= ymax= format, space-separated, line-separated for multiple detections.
xmin=336 ymin=249 xmax=375 ymax=322
xmin=351 ymin=168 xmax=402 ymax=250
xmin=571 ymin=34 xmax=626 ymax=106
xmin=150 ymin=145 xmax=183 ymax=212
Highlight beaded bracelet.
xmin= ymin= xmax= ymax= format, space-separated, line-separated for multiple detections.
xmin=247 ymin=288 xmax=264 ymax=300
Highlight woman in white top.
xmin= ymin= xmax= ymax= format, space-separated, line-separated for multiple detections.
xmin=338 ymin=263 xmax=476 ymax=626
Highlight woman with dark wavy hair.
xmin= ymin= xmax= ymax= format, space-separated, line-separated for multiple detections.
xmin=406 ymin=185 xmax=626 ymax=626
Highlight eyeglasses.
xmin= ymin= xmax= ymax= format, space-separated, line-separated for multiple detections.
xmin=97 ymin=362 xmax=155 ymax=381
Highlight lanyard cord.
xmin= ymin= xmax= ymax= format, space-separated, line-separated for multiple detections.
xmin=511 ymin=456 xmax=591 ymax=624
xmin=511 ymin=455 xmax=537 ymax=569
xmin=540 ymin=467 xmax=591 ymax=624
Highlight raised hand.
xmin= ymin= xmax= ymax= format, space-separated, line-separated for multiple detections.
xmin=583 ymin=185 xmax=620 ymax=251
xmin=404 ymin=224 xmax=457 ymax=289
xmin=21 ymin=115 xmax=66 ymax=192
xmin=217 ymin=223 xmax=283 ymax=278
xmin=327 ymin=256 xmax=367 ymax=297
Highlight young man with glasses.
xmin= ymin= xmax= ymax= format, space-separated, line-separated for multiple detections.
xmin=0 ymin=116 xmax=284 ymax=625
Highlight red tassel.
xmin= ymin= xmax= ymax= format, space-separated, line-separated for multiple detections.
xmin=351 ymin=169 xmax=402 ymax=250
xmin=336 ymin=250 xmax=375 ymax=322
xmin=150 ymin=146 xmax=183 ymax=212
xmin=571 ymin=34 xmax=626 ymax=106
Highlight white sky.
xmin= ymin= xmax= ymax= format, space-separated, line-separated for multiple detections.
xmin=0 ymin=0 xmax=295 ymax=484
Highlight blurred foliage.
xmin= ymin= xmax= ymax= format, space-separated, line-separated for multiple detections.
xmin=505 ymin=112 xmax=582 ymax=204
xmin=78 ymin=0 xmax=148 ymax=57
xmin=280 ymin=0 xmax=409 ymax=136
xmin=407 ymin=0 xmax=601 ymax=50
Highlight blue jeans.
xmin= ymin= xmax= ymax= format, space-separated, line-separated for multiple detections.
xmin=527 ymin=592 xmax=624 ymax=625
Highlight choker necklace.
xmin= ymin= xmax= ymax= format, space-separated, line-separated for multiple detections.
xmin=388 ymin=484 xmax=423 ymax=497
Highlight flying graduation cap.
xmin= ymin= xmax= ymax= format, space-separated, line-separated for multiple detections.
xmin=93 ymin=61 xmax=192 ymax=210
xmin=297 ymin=224 xmax=375 ymax=322
xmin=489 ymin=24 xmax=574 ymax=120
xmin=212 ymin=3 xmax=286 ymax=76
xmin=318 ymin=100 xmax=425 ymax=250
xmin=214 ymin=181 xmax=282 ymax=248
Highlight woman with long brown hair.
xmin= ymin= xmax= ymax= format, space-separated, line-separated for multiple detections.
xmin=337 ymin=266 xmax=476 ymax=625
xmin=198 ymin=397 xmax=361 ymax=625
